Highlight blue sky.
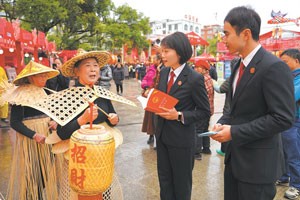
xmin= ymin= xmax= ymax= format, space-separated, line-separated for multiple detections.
xmin=112 ymin=0 xmax=300 ymax=33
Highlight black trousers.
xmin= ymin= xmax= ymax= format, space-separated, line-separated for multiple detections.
xmin=157 ymin=139 xmax=194 ymax=200
xmin=224 ymin=162 xmax=276 ymax=200
xmin=195 ymin=118 xmax=210 ymax=154
xmin=116 ymin=83 xmax=123 ymax=93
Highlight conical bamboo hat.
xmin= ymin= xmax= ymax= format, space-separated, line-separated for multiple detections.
xmin=61 ymin=49 xmax=111 ymax=77
xmin=13 ymin=61 xmax=59 ymax=85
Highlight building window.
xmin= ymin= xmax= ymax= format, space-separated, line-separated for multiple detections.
xmin=163 ymin=23 xmax=166 ymax=28
xmin=169 ymin=25 xmax=172 ymax=31
xmin=195 ymin=27 xmax=199 ymax=33
xmin=175 ymin=24 xmax=178 ymax=30
xmin=184 ymin=24 xmax=188 ymax=31
xmin=190 ymin=25 xmax=193 ymax=31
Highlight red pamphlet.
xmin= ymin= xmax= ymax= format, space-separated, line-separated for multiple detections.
xmin=138 ymin=89 xmax=178 ymax=113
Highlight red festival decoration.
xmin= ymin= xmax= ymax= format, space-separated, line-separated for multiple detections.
xmin=259 ymin=29 xmax=300 ymax=52
xmin=267 ymin=10 xmax=300 ymax=26
xmin=0 ymin=18 xmax=16 ymax=50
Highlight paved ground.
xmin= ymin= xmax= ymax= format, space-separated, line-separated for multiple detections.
xmin=0 ymin=78 xmax=296 ymax=200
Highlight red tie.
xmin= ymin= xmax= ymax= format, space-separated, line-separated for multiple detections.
xmin=236 ymin=61 xmax=245 ymax=86
xmin=167 ymin=71 xmax=175 ymax=93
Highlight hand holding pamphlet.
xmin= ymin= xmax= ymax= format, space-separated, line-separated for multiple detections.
xmin=137 ymin=88 xmax=179 ymax=113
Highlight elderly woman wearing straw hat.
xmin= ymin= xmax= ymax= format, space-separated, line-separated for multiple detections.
xmin=55 ymin=49 xmax=119 ymax=140
xmin=49 ymin=49 xmax=123 ymax=199
xmin=2 ymin=61 xmax=60 ymax=199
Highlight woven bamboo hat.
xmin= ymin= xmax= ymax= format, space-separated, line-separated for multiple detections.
xmin=13 ymin=61 xmax=59 ymax=85
xmin=61 ymin=49 xmax=111 ymax=77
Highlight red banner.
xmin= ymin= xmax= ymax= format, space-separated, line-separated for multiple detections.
xmin=20 ymin=29 xmax=34 ymax=52
xmin=0 ymin=18 xmax=16 ymax=50
xmin=37 ymin=31 xmax=46 ymax=48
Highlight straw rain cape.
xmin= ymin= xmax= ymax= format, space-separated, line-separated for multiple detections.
xmin=28 ymin=85 xmax=136 ymax=126
xmin=0 ymin=82 xmax=48 ymax=106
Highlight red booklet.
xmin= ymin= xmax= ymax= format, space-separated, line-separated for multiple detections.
xmin=138 ymin=89 xmax=179 ymax=113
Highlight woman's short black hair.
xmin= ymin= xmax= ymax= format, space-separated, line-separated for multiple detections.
xmin=160 ymin=32 xmax=193 ymax=64
xmin=224 ymin=6 xmax=261 ymax=41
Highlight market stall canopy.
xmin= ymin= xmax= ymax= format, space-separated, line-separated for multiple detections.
xmin=185 ymin=31 xmax=209 ymax=46
xmin=259 ymin=29 xmax=300 ymax=51
xmin=217 ymin=42 xmax=228 ymax=53
xmin=218 ymin=53 xmax=238 ymax=61
xmin=189 ymin=52 xmax=215 ymax=63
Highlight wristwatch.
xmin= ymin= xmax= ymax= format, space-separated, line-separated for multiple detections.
xmin=177 ymin=111 xmax=182 ymax=121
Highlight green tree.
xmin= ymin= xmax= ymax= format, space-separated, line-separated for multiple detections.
xmin=207 ymin=36 xmax=218 ymax=56
xmin=0 ymin=0 xmax=67 ymax=32
xmin=105 ymin=4 xmax=151 ymax=53
xmin=0 ymin=0 xmax=152 ymax=52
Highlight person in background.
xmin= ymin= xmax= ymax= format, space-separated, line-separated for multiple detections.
xmin=46 ymin=57 xmax=70 ymax=91
xmin=141 ymin=54 xmax=161 ymax=146
xmin=211 ymin=6 xmax=295 ymax=200
xmin=193 ymin=59 xmax=214 ymax=160
xmin=209 ymin=63 xmax=218 ymax=81
xmin=138 ymin=62 xmax=147 ymax=81
xmin=155 ymin=32 xmax=210 ymax=200
xmin=0 ymin=66 xmax=9 ymax=126
xmin=213 ymin=57 xmax=239 ymax=156
xmin=135 ymin=62 xmax=141 ymax=80
xmin=113 ymin=63 xmax=125 ymax=95
xmin=128 ymin=63 xmax=133 ymax=79
xmin=98 ymin=64 xmax=113 ymax=90
xmin=4 ymin=61 xmax=60 ymax=199
xmin=277 ymin=48 xmax=300 ymax=200
xmin=123 ymin=62 xmax=129 ymax=79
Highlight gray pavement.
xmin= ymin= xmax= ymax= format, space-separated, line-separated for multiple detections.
xmin=0 ymin=78 xmax=295 ymax=200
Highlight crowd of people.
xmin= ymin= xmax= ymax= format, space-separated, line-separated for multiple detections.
xmin=0 ymin=5 xmax=299 ymax=200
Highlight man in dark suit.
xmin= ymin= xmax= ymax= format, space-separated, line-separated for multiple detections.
xmin=211 ymin=6 xmax=295 ymax=200
xmin=155 ymin=32 xmax=210 ymax=200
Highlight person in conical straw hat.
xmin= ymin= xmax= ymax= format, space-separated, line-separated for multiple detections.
xmin=47 ymin=49 xmax=124 ymax=199
xmin=55 ymin=48 xmax=120 ymax=140
xmin=4 ymin=61 xmax=61 ymax=200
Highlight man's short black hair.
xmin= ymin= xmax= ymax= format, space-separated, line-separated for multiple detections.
xmin=224 ymin=6 xmax=261 ymax=41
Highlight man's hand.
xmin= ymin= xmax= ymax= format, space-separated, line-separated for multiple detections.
xmin=156 ymin=107 xmax=178 ymax=120
xmin=211 ymin=124 xmax=232 ymax=143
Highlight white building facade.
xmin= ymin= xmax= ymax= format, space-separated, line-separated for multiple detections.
xmin=149 ymin=15 xmax=202 ymax=41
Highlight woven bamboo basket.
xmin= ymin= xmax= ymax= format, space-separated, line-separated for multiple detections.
xmin=69 ymin=124 xmax=115 ymax=196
